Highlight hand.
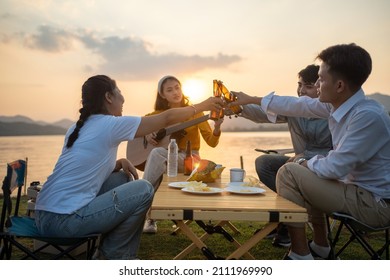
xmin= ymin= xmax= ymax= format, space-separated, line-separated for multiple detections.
xmin=146 ymin=132 xmax=159 ymax=146
xmin=288 ymin=153 xmax=304 ymax=162
xmin=114 ymin=158 xmax=139 ymax=180
xmin=214 ymin=118 xmax=224 ymax=127
xmin=196 ymin=97 xmax=224 ymax=112
xmin=229 ymin=91 xmax=262 ymax=107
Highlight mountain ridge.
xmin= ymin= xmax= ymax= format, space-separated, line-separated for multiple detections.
xmin=1 ymin=93 xmax=389 ymax=136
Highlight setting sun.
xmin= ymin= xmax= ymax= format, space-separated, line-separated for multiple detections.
xmin=181 ymin=79 xmax=210 ymax=103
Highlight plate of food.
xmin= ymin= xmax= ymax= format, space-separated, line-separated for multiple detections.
xmin=181 ymin=186 xmax=224 ymax=194
xmin=225 ymin=184 xmax=265 ymax=195
xmin=168 ymin=181 xmax=206 ymax=189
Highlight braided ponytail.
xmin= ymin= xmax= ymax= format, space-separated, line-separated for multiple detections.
xmin=66 ymin=75 xmax=116 ymax=148
xmin=66 ymin=108 xmax=91 ymax=148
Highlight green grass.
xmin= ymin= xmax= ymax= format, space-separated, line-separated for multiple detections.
xmin=2 ymin=195 xmax=388 ymax=260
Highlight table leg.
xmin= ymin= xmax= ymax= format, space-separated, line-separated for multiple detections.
xmin=174 ymin=220 xmax=254 ymax=259
xmin=220 ymin=221 xmax=241 ymax=234
xmin=175 ymin=229 xmax=210 ymax=259
xmin=174 ymin=220 xmax=213 ymax=260
xmin=171 ymin=220 xmax=193 ymax=235
xmin=227 ymin=222 xmax=278 ymax=260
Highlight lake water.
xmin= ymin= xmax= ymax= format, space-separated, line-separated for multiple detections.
xmin=0 ymin=131 xmax=292 ymax=188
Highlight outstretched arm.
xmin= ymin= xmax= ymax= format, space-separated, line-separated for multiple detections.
xmin=229 ymin=91 xmax=262 ymax=106
xmin=135 ymin=97 xmax=223 ymax=138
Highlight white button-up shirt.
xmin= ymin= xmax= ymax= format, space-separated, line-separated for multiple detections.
xmin=262 ymin=89 xmax=390 ymax=200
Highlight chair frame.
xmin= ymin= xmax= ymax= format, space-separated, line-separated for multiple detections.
xmin=327 ymin=212 xmax=390 ymax=260
xmin=1 ymin=159 xmax=99 ymax=260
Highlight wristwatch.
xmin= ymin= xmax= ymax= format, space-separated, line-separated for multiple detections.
xmin=294 ymin=157 xmax=306 ymax=165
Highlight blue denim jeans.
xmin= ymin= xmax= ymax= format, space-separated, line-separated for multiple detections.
xmin=35 ymin=171 xmax=154 ymax=259
xmin=255 ymin=154 xmax=290 ymax=192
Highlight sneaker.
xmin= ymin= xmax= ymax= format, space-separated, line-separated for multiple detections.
xmin=308 ymin=241 xmax=338 ymax=260
xmin=143 ymin=219 xmax=157 ymax=233
xmin=272 ymin=234 xmax=291 ymax=247
xmin=272 ymin=224 xmax=291 ymax=247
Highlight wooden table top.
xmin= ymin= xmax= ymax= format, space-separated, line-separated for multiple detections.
xmin=150 ymin=174 xmax=307 ymax=223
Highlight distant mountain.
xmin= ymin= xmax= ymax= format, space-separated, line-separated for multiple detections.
xmin=0 ymin=115 xmax=40 ymax=124
xmin=0 ymin=115 xmax=73 ymax=136
xmin=369 ymin=93 xmax=390 ymax=111
xmin=52 ymin=119 xmax=74 ymax=130
xmin=0 ymin=121 xmax=67 ymax=136
xmin=0 ymin=93 xmax=388 ymax=135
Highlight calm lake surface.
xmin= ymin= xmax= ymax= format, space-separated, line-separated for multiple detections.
xmin=0 ymin=131 xmax=292 ymax=187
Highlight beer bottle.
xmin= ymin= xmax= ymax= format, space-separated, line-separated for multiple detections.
xmin=183 ymin=140 xmax=193 ymax=175
xmin=210 ymin=80 xmax=224 ymax=120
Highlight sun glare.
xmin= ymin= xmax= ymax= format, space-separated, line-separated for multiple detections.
xmin=182 ymin=79 xmax=210 ymax=103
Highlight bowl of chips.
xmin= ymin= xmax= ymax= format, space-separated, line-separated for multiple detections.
xmin=186 ymin=159 xmax=225 ymax=183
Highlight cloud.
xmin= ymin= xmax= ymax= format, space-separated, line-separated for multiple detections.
xmin=78 ymin=33 xmax=241 ymax=80
xmin=23 ymin=25 xmax=76 ymax=52
xmin=6 ymin=25 xmax=242 ymax=80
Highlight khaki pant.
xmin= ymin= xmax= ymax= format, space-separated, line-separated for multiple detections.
xmin=276 ymin=162 xmax=390 ymax=228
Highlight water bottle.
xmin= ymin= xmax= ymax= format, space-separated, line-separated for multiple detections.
xmin=167 ymin=139 xmax=178 ymax=177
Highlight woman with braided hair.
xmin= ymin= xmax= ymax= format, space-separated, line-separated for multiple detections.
xmin=34 ymin=75 xmax=223 ymax=259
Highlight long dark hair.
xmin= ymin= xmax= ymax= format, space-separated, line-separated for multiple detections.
xmin=154 ymin=76 xmax=190 ymax=110
xmin=66 ymin=75 xmax=116 ymax=148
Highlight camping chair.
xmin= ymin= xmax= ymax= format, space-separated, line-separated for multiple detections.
xmin=0 ymin=159 xmax=99 ymax=260
xmin=327 ymin=212 xmax=390 ymax=260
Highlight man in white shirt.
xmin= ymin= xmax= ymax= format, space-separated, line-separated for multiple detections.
xmin=229 ymin=43 xmax=390 ymax=260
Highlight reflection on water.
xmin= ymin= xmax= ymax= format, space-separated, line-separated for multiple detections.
xmin=0 ymin=132 xmax=292 ymax=186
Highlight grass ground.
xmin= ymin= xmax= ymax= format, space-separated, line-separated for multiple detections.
xmin=1 ymin=195 xmax=388 ymax=260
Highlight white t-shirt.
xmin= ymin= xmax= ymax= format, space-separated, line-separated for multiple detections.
xmin=35 ymin=114 xmax=141 ymax=214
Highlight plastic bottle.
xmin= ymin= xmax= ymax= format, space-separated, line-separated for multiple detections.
xmin=183 ymin=140 xmax=193 ymax=175
xmin=167 ymin=139 xmax=178 ymax=177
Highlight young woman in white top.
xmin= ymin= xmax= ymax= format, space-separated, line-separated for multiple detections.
xmin=34 ymin=75 xmax=223 ymax=259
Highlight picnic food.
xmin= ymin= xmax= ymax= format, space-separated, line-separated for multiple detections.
xmin=187 ymin=159 xmax=225 ymax=183
xmin=242 ymin=175 xmax=261 ymax=187
xmin=187 ymin=185 xmax=212 ymax=192
xmin=184 ymin=181 xmax=206 ymax=188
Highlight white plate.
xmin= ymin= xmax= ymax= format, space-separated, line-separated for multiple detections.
xmin=181 ymin=186 xmax=224 ymax=194
xmin=226 ymin=182 xmax=247 ymax=187
xmin=225 ymin=184 xmax=265 ymax=195
xmin=168 ymin=181 xmax=207 ymax=189
xmin=227 ymin=181 xmax=263 ymax=188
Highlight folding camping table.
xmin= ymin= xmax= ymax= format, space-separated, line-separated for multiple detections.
xmin=150 ymin=173 xmax=308 ymax=259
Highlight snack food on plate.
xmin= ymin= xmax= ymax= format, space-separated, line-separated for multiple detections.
xmin=186 ymin=159 xmax=225 ymax=183
xmin=242 ymin=175 xmax=261 ymax=187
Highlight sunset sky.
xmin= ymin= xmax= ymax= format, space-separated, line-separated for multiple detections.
xmin=1 ymin=0 xmax=389 ymax=123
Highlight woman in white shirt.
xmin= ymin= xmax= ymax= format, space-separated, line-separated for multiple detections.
xmin=35 ymin=75 xmax=223 ymax=259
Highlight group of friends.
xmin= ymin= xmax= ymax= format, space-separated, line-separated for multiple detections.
xmin=34 ymin=43 xmax=390 ymax=260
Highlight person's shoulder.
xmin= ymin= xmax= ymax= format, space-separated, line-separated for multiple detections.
xmin=356 ymin=97 xmax=387 ymax=115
